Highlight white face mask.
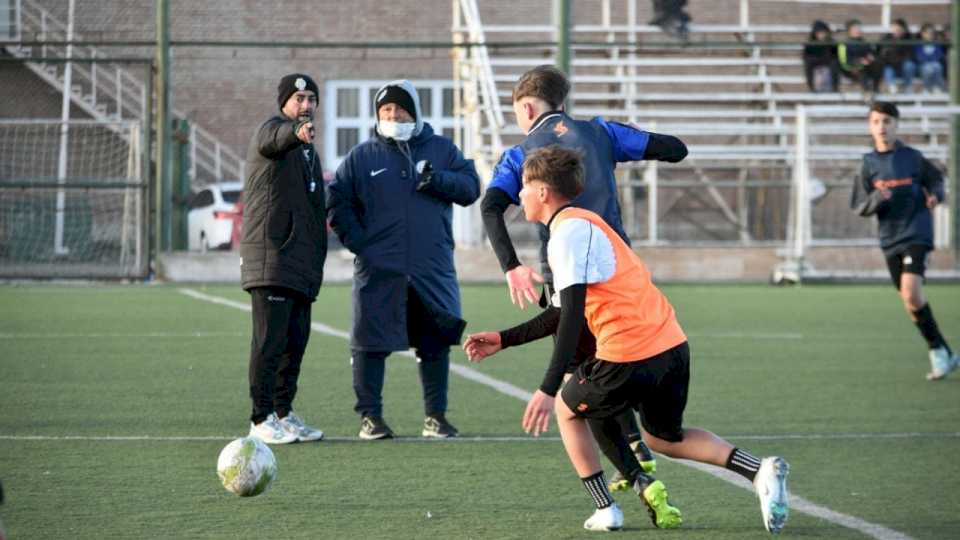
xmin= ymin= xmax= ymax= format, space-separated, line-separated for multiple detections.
xmin=378 ymin=121 xmax=416 ymax=141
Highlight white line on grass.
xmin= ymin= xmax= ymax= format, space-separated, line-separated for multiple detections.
xmin=177 ymin=288 xmax=533 ymax=399
xmin=177 ymin=288 xmax=913 ymax=540
xmin=0 ymin=331 xmax=246 ymax=339
xmin=3 ymin=433 xmax=958 ymax=443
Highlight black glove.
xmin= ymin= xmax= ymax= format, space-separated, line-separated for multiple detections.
xmin=415 ymin=160 xmax=434 ymax=192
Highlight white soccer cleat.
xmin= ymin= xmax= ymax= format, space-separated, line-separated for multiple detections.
xmin=926 ymin=347 xmax=959 ymax=381
xmin=583 ymin=503 xmax=623 ymax=532
xmin=278 ymin=411 xmax=324 ymax=442
xmin=248 ymin=413 xmax=297 ymax=445
xmin=754 ymin=457 xmax=790 ymax=534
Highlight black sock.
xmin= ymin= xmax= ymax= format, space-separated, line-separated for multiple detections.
xmin=613 ymin=408 xmax=643 ymax=443
xmin=632 ymin=470 xmax=657 ymax=495
xmin=582 ymin=471 xmax=614 ymax=509
xmin=587 ymin=416 xmax=644 ymax=481
xmin=726 ymin=448 xmax=761 ymax=482
xmin=913 ymin=303 xmax=951 ymax=354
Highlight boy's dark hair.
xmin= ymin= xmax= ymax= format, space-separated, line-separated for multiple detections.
xmin=845 ymin=18 xmax=861 ymax=30
xmin=522 ymin=145 xmax=584 ymax=200
xmin=869 ymin=101 xmax=900 ymax=119
xmin=512 ymin=65 xmax=570 ymax=110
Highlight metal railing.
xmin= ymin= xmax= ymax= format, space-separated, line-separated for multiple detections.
xmin=6 ymin=0 xmax=244 ymax=187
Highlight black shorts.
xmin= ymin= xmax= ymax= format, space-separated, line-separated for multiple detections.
xmin=560 ymin=342 xmax=690 ymax=442
xmin=885 ymin=245 xmax=931 ymax=289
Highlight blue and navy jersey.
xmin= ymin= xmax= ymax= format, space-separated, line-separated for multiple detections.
xmin=858 ymin=142 xmax=944 ymax=255
xmin=488 ymin=113 xmax=650 ymax=245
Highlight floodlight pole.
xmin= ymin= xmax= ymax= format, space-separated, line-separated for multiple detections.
xmin=156 ymin=0 xmax=172 ymax=253
xmin=952 ymin=0 xmax=959 ymax=270
xmin=53 ymin=0 xmax=75 ymax=256
xmin=555 ymin=0 xmax=572 ymax=110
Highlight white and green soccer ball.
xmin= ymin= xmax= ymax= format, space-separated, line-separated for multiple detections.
xmin=216 ymin=437 xmax=277 ymax=497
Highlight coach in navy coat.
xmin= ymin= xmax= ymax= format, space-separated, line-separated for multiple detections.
xmin=327 ymin=80 xmax=480 ymax=439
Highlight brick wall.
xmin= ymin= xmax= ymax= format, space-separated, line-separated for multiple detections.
xmin=23 ymin=0 xmax=952 ymax=173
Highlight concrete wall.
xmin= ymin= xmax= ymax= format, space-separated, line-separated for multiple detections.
xmin=158 ymin=245 xmax=959 ymax=284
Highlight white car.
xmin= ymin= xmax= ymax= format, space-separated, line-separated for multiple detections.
xmin=187 ymin=182 xmax=244 ymax=251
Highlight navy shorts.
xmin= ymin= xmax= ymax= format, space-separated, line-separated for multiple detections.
xmin=560 ymin=342 xmax=690 ymax=442
xmin=885 ymin=245 xmax=931 ymax=289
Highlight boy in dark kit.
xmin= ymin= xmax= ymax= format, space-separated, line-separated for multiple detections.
xmin=851 ymin=101 xmax=959 ymax=380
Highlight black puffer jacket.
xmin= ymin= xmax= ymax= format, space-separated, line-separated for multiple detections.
xmin=240 ymin=116 xmax=327 ymax=300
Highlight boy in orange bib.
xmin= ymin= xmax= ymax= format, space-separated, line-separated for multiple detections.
xmin=468 ymin=146 xmax=790 ymax=533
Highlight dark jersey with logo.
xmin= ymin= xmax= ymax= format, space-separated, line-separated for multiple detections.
xmin=851 ymin=142 xmax=944 ymax=256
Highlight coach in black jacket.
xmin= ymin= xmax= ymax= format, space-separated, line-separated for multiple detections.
xmin=239 ymin=73 xmax=327 ymax=444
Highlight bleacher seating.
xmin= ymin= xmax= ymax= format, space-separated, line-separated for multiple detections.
xmin=453 ymin=0 xmax=953 ymax=248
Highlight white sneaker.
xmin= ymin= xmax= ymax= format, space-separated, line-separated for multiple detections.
xmin=754 ymin=457 xmax=789 ymax=534
xmin=926 ymin=347 xmax=959 ymax=381
xmin=248 ymin=413 xmax=297 ymax=445
xmin=583 ymin=503 xmax=623 ymax=532
xmin=278 ymin=411 xmax=324 ymax=442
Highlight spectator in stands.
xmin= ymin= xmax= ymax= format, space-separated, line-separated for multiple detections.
xmin=915 ymin=23 xmax=946 ymax=92
xmin=937 ymin=24 xmax=950 ymax=83
xmin=879 ymin=18 xmax=917 ymax=93
xmin=803 ymin=20 xmax=840 ymax=92
xmin=839 ymin=19 xmax=881 ymax=93
xmin=650 ymin=0 xmax=691 ymax=41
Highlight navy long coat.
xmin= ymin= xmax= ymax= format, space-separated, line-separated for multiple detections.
xmin=328 ymin=119 xmax=480 ymax=352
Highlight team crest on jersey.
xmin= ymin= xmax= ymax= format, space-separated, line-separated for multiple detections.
xmin=553 ymin=121 xmax=569 ymax=136
xmin=577 ymin=403 xmax=589 ymax=412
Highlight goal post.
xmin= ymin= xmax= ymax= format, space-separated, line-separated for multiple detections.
xmin=0 ymin=119 xmax=148 ymax=278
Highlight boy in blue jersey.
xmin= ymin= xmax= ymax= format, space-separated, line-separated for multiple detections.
xmin=851 ymin=101 xmax=959 ymax=379
xmin=479 ymin=65 xmax=688 ymax=491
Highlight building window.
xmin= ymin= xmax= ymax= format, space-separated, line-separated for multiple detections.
xmin=324 ymin=80 xmax=458 ymax=170
xmin=336 ymin=128 xmax=358 ymax=156
xmin=336 ymin=88 xmax=359 ymax=118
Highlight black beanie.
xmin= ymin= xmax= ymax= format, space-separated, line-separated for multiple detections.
xmin=277 ymin=73 xmax=319 ymax=111
xmin=375 ymin=85 xmax=417 ymax=121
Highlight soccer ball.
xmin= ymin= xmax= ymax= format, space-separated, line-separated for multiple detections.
xmin=216 ymin=437 xmax=277 ymax=497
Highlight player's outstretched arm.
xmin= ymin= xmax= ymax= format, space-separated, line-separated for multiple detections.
xmin=463 ymin=332 xmax=502 ymax=362
xmin=597 ymin=119 xmax=688 ymax=163
xmin=463 ymin=307 xmax=561 ymax=362
xmin=523 ymin=285 xmax=586 ymax=436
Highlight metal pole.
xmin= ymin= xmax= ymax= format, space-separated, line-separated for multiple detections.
xmin=555 ymin=0 xmax=571 ymax=76
xmin=144 ymin=63 xmax=155 ymax=277
xmin=951 ymin=0 xmax=959 ymax=269
xmin=156 ymin=0 xmax=171 ymax=252
xmin=53 ymin=0 xmax=75 ymax=256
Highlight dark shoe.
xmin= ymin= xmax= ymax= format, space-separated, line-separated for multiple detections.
xmin=422 ymin=414 xmax=459 ymax=438
xmin=632 ymin=438 xmax=657 ymax=473
xmin=359 ymin=416 xmax=394 ymax=440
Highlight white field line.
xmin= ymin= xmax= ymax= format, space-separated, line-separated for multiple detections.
xmin=175 ymin=288 xmax=913 ymax=539
xmin=0 ymin=331 xmax=246 ymax=339
xmin=2 ymin=433 xmax=957 ymax=443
